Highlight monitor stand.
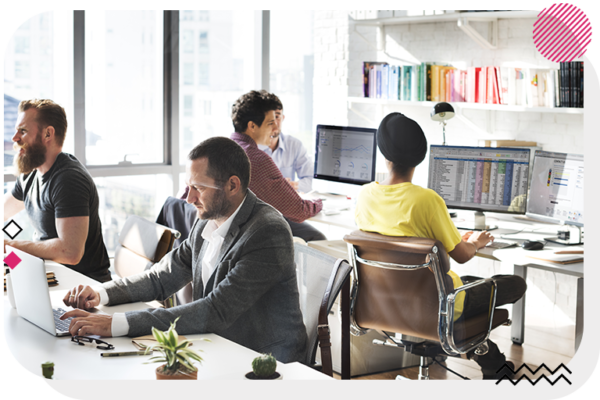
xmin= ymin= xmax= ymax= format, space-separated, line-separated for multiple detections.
xmin=454 ymin=211 xmax=498 ymax=231
xmin=545 ymin=226 xmax=584 ymax=245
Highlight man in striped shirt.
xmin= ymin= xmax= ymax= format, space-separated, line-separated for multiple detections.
xmin=230 ymin=90 xmax=326 ymax=242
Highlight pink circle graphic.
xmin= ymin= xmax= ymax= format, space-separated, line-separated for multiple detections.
xmin=533 ymin=3 xmax=592 ymax=62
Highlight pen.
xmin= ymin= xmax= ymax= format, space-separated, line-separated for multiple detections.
xmin=100 ymin=351 xmax=152 ymax=357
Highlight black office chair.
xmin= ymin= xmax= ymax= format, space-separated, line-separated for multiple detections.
xmin=155 ymin=196 xmax=198 ymax=305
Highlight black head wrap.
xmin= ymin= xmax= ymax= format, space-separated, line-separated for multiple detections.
xmin=376 ymin=112 xmax=427 ymax=168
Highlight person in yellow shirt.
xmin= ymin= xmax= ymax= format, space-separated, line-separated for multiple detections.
xmin=355 ymin=112 xmax=526 ymax=380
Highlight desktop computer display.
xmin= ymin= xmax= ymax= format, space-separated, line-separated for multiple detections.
xmin=427 ymin=145 xmax=531 ymax=230
xmin=527 ymin=150 xmax=583 ymax=244
xmin=314 ymin=124 xmax=377 ymax=186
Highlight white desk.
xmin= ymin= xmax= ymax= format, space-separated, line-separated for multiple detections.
xmin=3 ymin=263 xmax=332 ymax=381
xmin=308 ymin=208 xmax=584 ymax=352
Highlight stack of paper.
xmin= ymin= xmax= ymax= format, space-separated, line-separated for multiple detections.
xmin=5 ymin=267 xmax=58 ymax=291
xmin=525 ymin=249 xmax=583 ymax=264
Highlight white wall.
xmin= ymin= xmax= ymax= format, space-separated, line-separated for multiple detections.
xmin=313 ymin=11 xmax=581 ymax=326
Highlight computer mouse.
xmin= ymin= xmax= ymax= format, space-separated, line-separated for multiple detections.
xmin=522 ymin=240 xmax=545 ymax=251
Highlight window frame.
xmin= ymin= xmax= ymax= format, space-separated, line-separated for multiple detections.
xmin=3 ymin=10 xmax=271 ymax=198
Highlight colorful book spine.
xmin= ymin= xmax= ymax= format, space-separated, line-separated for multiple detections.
xmin=361 ymin=61 xmax=569 ymax=109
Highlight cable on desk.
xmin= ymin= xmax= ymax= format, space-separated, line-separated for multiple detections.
xmin=498 ymin=228 xmax=526 ymax=236
xmin=432 ymin=358 xmax=470 ymax=380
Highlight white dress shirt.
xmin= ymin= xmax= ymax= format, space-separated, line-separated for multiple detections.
xmin=260 ymin=133 xmax=313 ymax=193
xmin=95 ymin=196 xmax=247 ymax=337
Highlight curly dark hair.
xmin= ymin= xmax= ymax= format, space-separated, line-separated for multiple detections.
xmin=231 ymin=90 xmax=281 ymax=133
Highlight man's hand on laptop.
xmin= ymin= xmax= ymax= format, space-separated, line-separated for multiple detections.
xmin=60 ymin=310 xmax=112 ymax=337
xmin=63 ymin=285 xmax=100 ymax=310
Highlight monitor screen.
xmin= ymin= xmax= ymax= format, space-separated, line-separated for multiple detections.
xmin=314 ymin=124 xmax=377 ymax=185
xmin=527 ymin=150 xmax=584 ymax=226
xmin=427 ymin=145 xmax=531 ymax=214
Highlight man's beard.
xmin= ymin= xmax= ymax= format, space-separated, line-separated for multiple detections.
xmin=13 ymin=138 xmax=47 ymax=175
xmin=198 ymin=189 xmax=231 ymax=221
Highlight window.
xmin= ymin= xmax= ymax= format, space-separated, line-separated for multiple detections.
xmin=198 ymin=63 xmax=209 ymax=86
xmin=94 ymin=174 xmax=172 ymax=255
xmin=183 ymin=95 xmax=193 ymax=117
xmin=178 ymin=10 xmax=257 ymax=165
xmin=182 ymin=29 xmax=193 ymax=53
xmin=84 ymin=11 xmax=164 ymax=166
xmin=198 ymin=31 xmax=208 ymax=53
xmin=183 ymin=63 xmax=194 ymax=85
xmin=270 ymin=10 xmax=315 ymax=151
xmin=3 ymin=11 xmax=74 ymax=176
xmin=5 ymin=10 xmax=272 ymax=268
xmin=14 ymin=37 xmax=30 ymax=54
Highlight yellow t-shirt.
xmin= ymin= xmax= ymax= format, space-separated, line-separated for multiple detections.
xmin=355 ymin=181 xmax=465 ymax=320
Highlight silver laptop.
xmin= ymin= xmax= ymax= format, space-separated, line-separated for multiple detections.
xmin=6 ymin=245 xmax=73 ymax=336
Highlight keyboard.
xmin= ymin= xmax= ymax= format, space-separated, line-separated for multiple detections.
xmin=486 ymin=239 xmax=518 ymax=249
xmin=53 ymin=308 xmax=73 ymax=334
xmin=322 ymin=201 xmax=351 ymax=215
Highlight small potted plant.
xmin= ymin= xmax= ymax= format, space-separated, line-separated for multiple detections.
xmin=144 ymin=317 xmax=207 ymax=380
xmin=245 ymin=354 xmax=281 ymax=380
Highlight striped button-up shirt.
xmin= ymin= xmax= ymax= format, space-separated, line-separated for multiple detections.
xmin=231 ymin=132 xmax=322 ymax=223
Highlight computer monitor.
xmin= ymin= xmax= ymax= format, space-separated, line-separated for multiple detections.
xmin=526 ymin=150 xmax=584 ymax=244
xmin=427 ymin=145 xmax=531 ymax=230
xmin=313 ymin=124 xmax=377 ymax=194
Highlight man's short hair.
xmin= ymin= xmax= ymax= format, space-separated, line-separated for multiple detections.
xmin=262 ymin=92 xmax=283 ymax=111
xmin=18 ymin=99 xmax=67 ymax=147
xmin=188 ymin=137 xmax=251 ymax=191
xmin=231 ymin=90 xmax=280 ymax=133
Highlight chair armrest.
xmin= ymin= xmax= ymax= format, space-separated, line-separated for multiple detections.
xmin=439 ymin=277 xmax=498 ymax=356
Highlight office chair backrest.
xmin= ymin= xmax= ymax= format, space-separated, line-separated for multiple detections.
xmin=343 ymin=230 xmax=453 ymax=342
xmin=293 ymin=243 xmax=351 ymax=370
xmin=156 ymin=196 xmax=198 ymax=248
xmin=114 ymin=215 xmax=179 ymax=278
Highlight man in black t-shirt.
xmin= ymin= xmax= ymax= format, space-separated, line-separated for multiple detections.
xmin=3 ymin=99 xmax=110 ymax=282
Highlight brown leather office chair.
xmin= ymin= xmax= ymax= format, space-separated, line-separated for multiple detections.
xmin=343 ymin=230 xmax=510 ymax=380
xmin=114 ymin=215 xmax=180 ymax=282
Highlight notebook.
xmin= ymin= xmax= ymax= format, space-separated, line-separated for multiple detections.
xmin=6 ymin=246 xmax=73 ymax=337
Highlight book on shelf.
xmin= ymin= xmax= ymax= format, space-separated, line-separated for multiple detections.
xmin=361 ymin=60 xmax=584 ymax=109
xmin=483 ymin=140 xmax=538 ymax=147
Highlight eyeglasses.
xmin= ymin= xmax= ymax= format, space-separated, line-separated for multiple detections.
xmin=186 ymin=182 xmax=223 ymax=194
xmin=71 ymin=335 xmax=115 ymax=350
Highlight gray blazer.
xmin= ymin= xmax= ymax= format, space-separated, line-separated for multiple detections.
xmin=103 ymin=190 xmax=308 ymax=363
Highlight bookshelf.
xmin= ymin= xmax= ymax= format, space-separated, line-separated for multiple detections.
xmin=352 ymin=11 xmax=584 ymax=116
xmin=351 ymin=10 xmax=539 ymax=26
xmin=348 ymin=97 xmax=584 ymax=114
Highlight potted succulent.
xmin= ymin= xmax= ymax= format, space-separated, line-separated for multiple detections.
xmin=245 ymin=354 xmax=282 ymax=380
xmin=144 ymin=317 xmax=207 ymax=380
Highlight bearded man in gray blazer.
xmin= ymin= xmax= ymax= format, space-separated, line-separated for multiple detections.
xmin=62 ymin=137 xmax=308 ymax=363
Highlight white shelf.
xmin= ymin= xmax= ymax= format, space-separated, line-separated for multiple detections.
xmin=347 ymin=97 xmax=584 ymax=114
xmin=352 ymin=10 xmax=539 ymax=26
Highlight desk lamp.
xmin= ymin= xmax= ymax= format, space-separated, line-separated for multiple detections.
xmin=430 ymin=102 xmax=455 ymax=146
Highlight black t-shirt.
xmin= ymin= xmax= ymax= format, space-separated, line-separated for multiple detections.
xmin=12 ymin=153 xmax=111 ymax=282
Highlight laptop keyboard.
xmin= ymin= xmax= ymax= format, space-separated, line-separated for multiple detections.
xmin=53 ymin=308 xmax=73 ymax=333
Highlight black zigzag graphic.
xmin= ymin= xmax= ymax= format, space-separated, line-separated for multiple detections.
xmin=495 ymin=363 xmax=572 ymax=385
xmin=496 ymin=374 xmax=572 ymax=386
